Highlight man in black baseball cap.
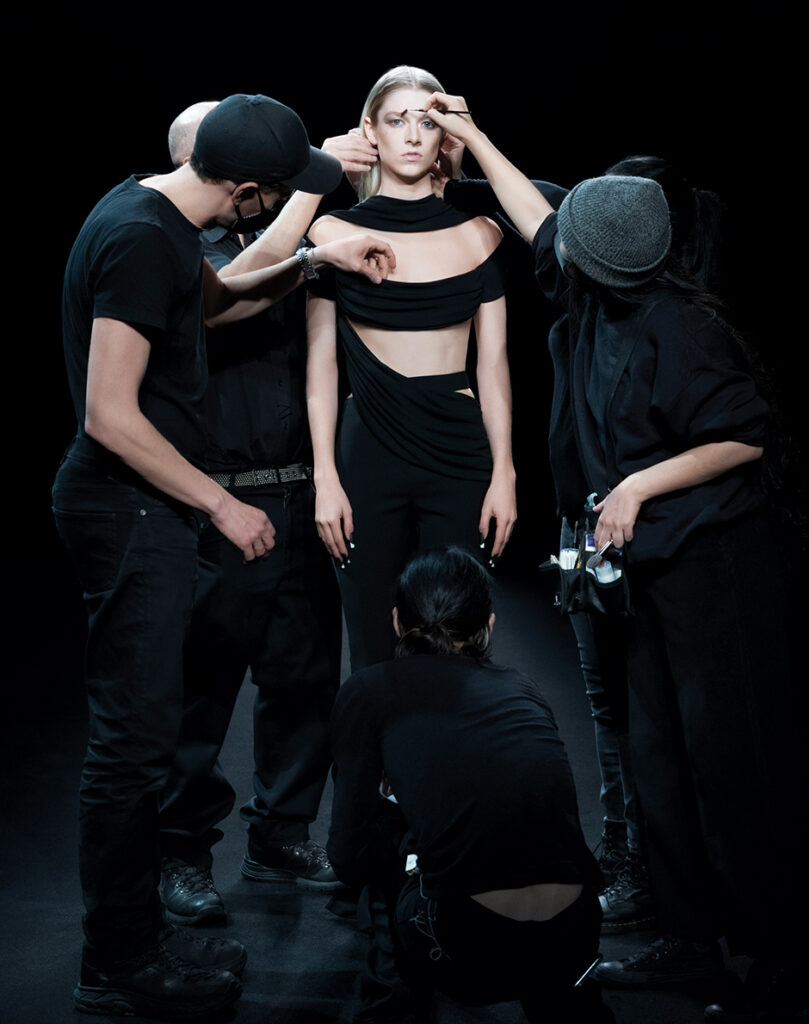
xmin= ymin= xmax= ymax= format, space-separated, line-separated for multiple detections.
xmin=55 ymin=92 xmax=393 ymax=1022
xmin=193 ymin=93 xmax=343 ymax=193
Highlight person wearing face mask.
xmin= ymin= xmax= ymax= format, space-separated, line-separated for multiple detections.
xmin=53 ymin=93 xmax=396 ymax=1022
xmin=157 ymin=102 xmax=382 ymax=920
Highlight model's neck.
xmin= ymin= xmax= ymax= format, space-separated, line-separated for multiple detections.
xmin=376 ymin=168 xmax=434 ymax=202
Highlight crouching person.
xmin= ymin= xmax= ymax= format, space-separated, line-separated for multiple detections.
xmin=327 ymin=547 xmax=614 ymax=1023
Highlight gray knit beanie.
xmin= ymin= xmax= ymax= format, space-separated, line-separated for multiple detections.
xmin=557 ymin=175 xmax=672 ymax=287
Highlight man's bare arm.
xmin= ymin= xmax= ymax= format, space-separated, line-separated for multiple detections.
xmin=85 ymin=317 xmax=276 ymax=560
xmin=203 ymin=234 xmax=397 ymax=327
xmin=218 ymin=134 xmax=379 ymax=278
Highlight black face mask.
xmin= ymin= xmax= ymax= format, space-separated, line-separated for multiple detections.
xmin=554 ymin=231 xmax=575 ymax=279
xmin=230 ymin=189 xmax=277 ymax=234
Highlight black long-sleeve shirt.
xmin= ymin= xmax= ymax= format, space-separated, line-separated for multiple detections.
xmin=328 ymin=654 xmax=600 ymax=898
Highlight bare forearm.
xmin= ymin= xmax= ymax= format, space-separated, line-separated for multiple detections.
xmin=218 ymin=192 xmax=322 ymax=277
xmin=85 ymin=404 xmax=228 ymax=517
xmin=593 ymin=441 xmax=763 ymax=549
xmin=626 ymin=441 xmax=762 ymax=504
xmin=463 ymin=131 xmax=553 ymax=243
xmin=424 ymin=93 xmax=553 ymax=242
xmin=478 ymin=371 xmax=514 ymax=477
xmin=306 ymin=374 xmax=341 ymax=482
xmin=205 ymin=256 xmax=304 ymax=325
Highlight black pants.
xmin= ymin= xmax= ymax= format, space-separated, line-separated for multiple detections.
xmin=159 ymin=481 xmax=342 ymax=859
xmin=569 ymin=610 xmax=642 ymax=853
xmin=336 ymin=399 xmax=490 ymax=671
xmin=53 ymin=440 xmax=199 ymax=964
xmin=627 ymin=511 xmax=807 ymax=953
xmin=359 ymin=877 xmax=613 ymax=1023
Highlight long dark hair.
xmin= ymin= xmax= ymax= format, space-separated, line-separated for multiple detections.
xmin=604 ymin=155 xmax=725 ymax=295
xmin=394 ymin=547 xmax=493 ymax=660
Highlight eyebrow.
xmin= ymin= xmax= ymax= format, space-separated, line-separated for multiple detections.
xmin=380 ymin=108 xmax=427 ymax=119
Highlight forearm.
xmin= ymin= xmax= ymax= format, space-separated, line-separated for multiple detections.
xmin=205 ymin=255 xmax=304 ymax=325
xmin=218 ymin=191 xmax=322 ymax=277
xmin=424 ymin=93 xmax=553 ymax=242
xmin=594 ymin=441 xmax=764 ymax=549
xmin=626 ymin=441 xmax=762 ymax=504
xmin=478 ymin=372 xmax=515 ymax=479
xmin=85 ymin=403 xmax=228 ymax=518
xmin=306 ymin=375 xmax=341 ymax=483
xmin=463 ymin=131 xmax=553 ymax=243
xmin=306 ymin=298 xmax=341 ymax=481
xmin=475 ymin=300 xmax=515 ymax=477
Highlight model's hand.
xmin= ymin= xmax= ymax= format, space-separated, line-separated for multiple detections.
xmin=313 ymin=234 xmax=396 ymax=284
xmin=479 ymin=468 xmax=517 ymax=560
xmin=423 ymin=92 xmax=479 ymax=143
xmin=322 ymin=132 xmax=378 ymax=181
xmin=593 ymin=476 xmax=644 ymax=550
xmin=314 ymin=474 xmax=354 ymax=560
xmin=211 ymin=494 xmax=276 ymax=562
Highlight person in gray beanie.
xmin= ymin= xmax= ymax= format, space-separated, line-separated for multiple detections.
xmin=421 ymin=91 xmax=808 ymax=1024
xmin=556 ymin=175 xmax=671 ymax=287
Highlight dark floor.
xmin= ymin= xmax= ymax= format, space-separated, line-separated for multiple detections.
xmin=1 ymin=563 xmax=755 ymax=1024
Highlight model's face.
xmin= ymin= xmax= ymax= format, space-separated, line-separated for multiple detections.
xmin=365 ymin=87 xmax=443 ymax=184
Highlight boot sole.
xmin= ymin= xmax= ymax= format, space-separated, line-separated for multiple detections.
xmin=601 ymin=912 xmax=658 ymax=933
xmin=163 ymin=904 xmax=227 ymax=926
xmin=73 ymin=977 xmax=242 ymax=1019
xmin=240 ymin=856 xmax=345 ymax=891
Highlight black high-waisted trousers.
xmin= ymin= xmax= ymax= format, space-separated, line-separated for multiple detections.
xmin=335 ymin=397 xmax=489 ymax=671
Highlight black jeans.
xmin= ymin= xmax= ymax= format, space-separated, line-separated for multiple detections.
xmin=569 ymin=610 xmax=641 ymax=852
xmin=159 ymin=480 xmax=342 ymax=859
xmin=53 ymin=439 xmax=199 ymax=964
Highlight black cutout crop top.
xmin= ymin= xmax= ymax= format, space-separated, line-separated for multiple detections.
xmin=310 ymin=194 xmax=506 ymax=330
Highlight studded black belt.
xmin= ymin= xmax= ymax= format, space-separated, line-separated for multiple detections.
xmin=208 ymin=463 xmax=311 ymax=488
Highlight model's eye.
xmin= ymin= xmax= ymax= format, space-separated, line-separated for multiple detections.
xmin=422 ymin=119 xmax=436 ymax=129
xmin=387 ymin=118 xmax=403 ymax=126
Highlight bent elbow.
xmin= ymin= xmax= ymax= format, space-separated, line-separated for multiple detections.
xmin=84 ymin=406 xmax=121 ymax=455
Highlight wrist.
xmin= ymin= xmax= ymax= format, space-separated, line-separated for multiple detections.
xmin=490 ymin=461 xmax=516 ymax=482
xmin=313 ymin=464 xmax=340 ymax=485
xmin=620 ymin=471 xmax=648 ymax=504
xmin=296 ymin=246 xmax=320 ymax=280
xmin=204 ymin=483 xmax=230 ymax=521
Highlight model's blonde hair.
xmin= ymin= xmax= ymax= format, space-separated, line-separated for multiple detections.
xmin=357 ymin=65 xmax=444 ymax=201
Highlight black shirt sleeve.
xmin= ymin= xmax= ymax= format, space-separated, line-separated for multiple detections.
xmin=91 ymin=220 xmax=183 ymax=337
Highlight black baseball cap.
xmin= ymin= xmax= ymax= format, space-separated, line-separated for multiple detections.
xmin=193 ymin=93 xmax=342 ymax=194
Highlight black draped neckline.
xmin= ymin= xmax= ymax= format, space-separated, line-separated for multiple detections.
xmin=329 ymin=193 xmax=475 ymax=233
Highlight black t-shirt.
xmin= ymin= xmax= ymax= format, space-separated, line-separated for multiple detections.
xmin=201 ymin=228 xmax=309 ymax=472
xmin=328 ymin=654 xmax=601 ymax=898
xmin=62 ymin=176 xmax=207 ymax=465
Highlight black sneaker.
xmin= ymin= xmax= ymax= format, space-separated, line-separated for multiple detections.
xmin=595 ymin=820 xmax=628 ymax=888
xmin=74 ymin=944 xmax=241 ymax=1020
xmin=593 ymin=934 xmax=725 ymax=988
xmin=160 ymin=858 xmax=226 ymax=925
xmin=241 ymin=839 xmax=345 ymax=890
xmin=599 ymin=852 xmax=657 ymax=933
xmin=160 ymin=924 xmax=247 ymax=976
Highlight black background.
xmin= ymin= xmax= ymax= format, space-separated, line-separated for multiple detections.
xmin=9 ymin=2 xmax=800 ymax=708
